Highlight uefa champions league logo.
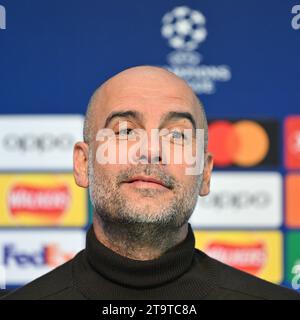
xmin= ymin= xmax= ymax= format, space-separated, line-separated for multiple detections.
xmin=0 ymin=5 xmax=6 ymax=30
xmin=161 ymin=7 xmax=207 ymax=51
xmin=160 ymin=6 xmax=231 ymax=95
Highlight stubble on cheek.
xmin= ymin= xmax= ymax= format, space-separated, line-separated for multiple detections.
xmin=90 ymin=161 xmax=202 ymax=226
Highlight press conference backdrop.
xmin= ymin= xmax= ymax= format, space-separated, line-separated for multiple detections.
xmin=0 ymin=0 xmax=300 ymax=292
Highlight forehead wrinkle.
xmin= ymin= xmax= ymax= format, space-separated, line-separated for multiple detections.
xmin=84 ymin=66 xmax=207 ymax=146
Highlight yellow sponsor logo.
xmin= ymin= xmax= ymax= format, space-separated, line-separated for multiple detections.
xmin=0 ymin=174 xmax=87 ymax=227
xmin=194 ymin=230 xmax=282 ymax=284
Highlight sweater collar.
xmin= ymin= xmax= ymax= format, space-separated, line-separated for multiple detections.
xmin=85 ymin=223 xmax=195 ymax=289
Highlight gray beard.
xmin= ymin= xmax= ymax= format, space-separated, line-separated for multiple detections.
xmin=88 ymin=154 xmax=201 ymax=250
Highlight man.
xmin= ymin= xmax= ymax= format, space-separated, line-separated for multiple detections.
xmin=3 ymin=66 xmax=300 ymax=300
xmin=0 ymin=290 xmax=9 ymax=298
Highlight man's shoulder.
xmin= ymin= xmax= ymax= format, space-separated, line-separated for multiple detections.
xmin=196 ymin=249 xmax=300 ymax=300
xmin=0 ymin=290 xmax=9 ymax=298
xmin=2 ymin=251 xmax=85 ymax=300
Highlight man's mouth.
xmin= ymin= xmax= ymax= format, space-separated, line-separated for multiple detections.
xmin=123 ymin=176 xmax=170 ymax=190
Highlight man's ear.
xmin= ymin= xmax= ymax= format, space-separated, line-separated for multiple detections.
xmin=73 ymin=142 xmax=89 ymax=188
xmin=199 ymin=152 xmax=213 ymax=197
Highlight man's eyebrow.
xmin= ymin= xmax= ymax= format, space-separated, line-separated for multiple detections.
xmin=104 ymin=110 xmax=143 ymax=128
xmin=104 ymin=110 xmax=197 ymax=130
xmin=160 ymin=112 xmax=197 ymax=130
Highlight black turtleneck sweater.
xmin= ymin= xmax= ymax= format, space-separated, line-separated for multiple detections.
xmin=2 ymin=224 xmax=300 ymax=300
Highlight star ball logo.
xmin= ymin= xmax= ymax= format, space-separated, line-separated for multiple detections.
xmin=160 ymin=6 xmax=231 ymax=95
xmin=161 ymin=7 xmax=207 ymax=51
xmin=0 ymin=4 xmax=6 ymax=30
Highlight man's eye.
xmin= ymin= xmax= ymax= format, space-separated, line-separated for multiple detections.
xmin=170 ymin=130 xmax=185 ymax=140
xmin=116 ymin=128 xmax=134 ymax=136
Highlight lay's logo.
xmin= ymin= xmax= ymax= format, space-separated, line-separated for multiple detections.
xmin=8 ymin=184 xmax=71 ymax=219
xmin=0 ymin=174 xmax=87 ymax=227
xmin=194 ymin=231 xmax=283 ymax=283
xmin=206 ymin=242 xmax=266 ymax=274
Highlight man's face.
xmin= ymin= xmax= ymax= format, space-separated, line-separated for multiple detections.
xmin=86 ymin=70 xmax=207 ymax=230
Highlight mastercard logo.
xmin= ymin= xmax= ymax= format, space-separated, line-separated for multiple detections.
xmin=208 ymin=120 xmax=270 ymax=167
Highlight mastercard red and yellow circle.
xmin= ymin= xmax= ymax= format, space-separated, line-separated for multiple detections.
xmin=208 ymin=120 xmax=270 ymax=167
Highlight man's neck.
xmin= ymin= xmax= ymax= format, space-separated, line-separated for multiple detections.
xmin=92 ymin=216 xmax=189 ymax=261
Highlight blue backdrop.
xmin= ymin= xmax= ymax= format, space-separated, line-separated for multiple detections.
xmin=0 ymin=0 xmax=300 ymax=291
xmin=1 ymin=0 xmax=299 ymax=118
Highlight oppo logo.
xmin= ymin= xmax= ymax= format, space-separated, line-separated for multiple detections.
xmin=2 ymin=134 xmax=74 ymax=153
xmin=0 ymin=5 xmax=5 ymax=30
xmin=202 ymin=191 xmax=271 ymax=209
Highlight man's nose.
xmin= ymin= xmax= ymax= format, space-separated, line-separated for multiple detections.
xmin=137 ymin=130 xmax=163 ymax=164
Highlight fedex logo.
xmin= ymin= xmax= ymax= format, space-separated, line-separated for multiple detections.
xmin=3 ymin=244 xmax=74 ymax=268
xmin=0 ymin=230 xmax=85 ymax=285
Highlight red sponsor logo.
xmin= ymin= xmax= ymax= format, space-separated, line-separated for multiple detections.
xmin=284 ymin=116 xmax=300 ymax=169
xmin=208 ymin=120 xmax=271 ymax=167
xmin=7 ymin=184 xmax=71 ymax=219
xmin=206 ymin=242 xmax=266 ymax=274
xmin=45 ymin=244 xmax=75 ymax=267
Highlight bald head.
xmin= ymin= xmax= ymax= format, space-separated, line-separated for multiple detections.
xmin=83 ymin=65 xmax=208 ymax=151
xmin=74 ymin=65 xmax=214 ymax=253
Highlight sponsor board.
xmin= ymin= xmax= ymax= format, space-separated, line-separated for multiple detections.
xmin=189 ymin=172 xmax=282 ymax=228
xmin=284 ymin=116 xmax=300 ymax=169
xmin=208 ymin=119 xmax=279 ymax=168
xmin=0 ymin=173 xmax=87 ymax=227
xmin=0 ymin=115 xmax=83 ymax=170
xmin=285 ymin=174 xmax=300 ymax=228
xmin=0 ymin=230 xmax=85 ymax=285
xmin=286 ymin=232 xmax=300 ymax=290
xmin=88 ymin=191 xmax=93 ymax=226
xmin=194 ymin=230 xmax=282 ymax=283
